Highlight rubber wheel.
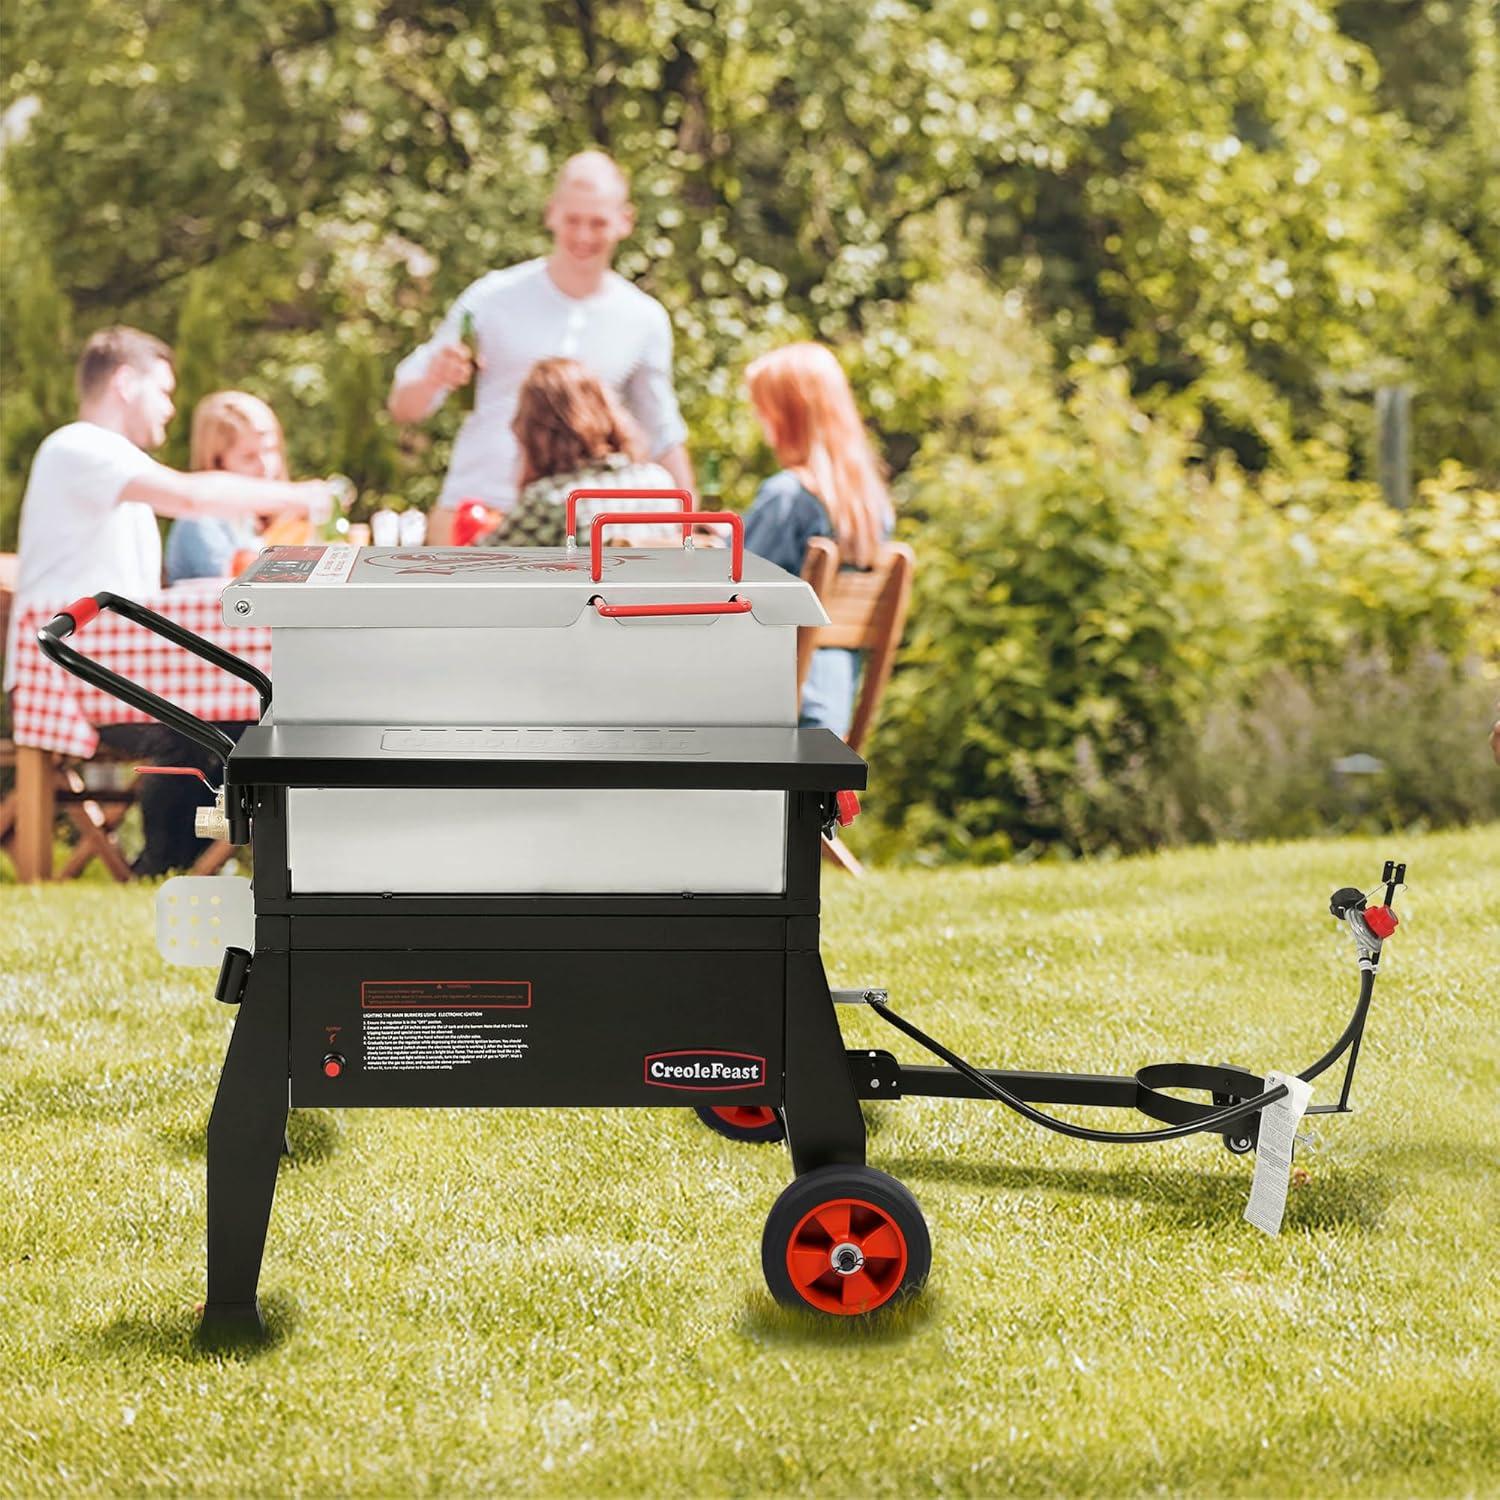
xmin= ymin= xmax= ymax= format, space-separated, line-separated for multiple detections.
xmin=762 ymin=1164 xmax=931 ymax=1316
xmin=1213 ymin=1089 xmax=1259 ymax=1155
xmin=694 ymin=1104 xmax=787 ymax=1144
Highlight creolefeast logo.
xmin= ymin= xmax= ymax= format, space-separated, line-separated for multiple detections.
xmin=644 ymin=1050 xmax=767 ymax=1091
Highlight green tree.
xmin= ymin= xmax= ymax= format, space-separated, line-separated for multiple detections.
xmin=0 ymin=212 xmax=74 ymax=548
xmin=162 ymin=267 xmax=227 ymax=471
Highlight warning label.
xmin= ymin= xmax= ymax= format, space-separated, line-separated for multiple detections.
xmin=362 ymin=980 xmax=531 ymax=1010
xmin=307 ymin=544 xmax=359 ymax=586
xmin=362 ymin=1011 xmax=530 ymax=1071
xmin=243 ymin=546 xmax=328 ymax=585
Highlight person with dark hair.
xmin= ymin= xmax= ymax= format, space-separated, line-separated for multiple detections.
xmin=4 ymin=326 xmax=341 ymax=874
xmin=476 ymin=358 xmax=679 ymax=549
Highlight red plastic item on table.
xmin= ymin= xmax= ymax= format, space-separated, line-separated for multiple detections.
xmin=451 ymin=499 xmax=499 ymax=547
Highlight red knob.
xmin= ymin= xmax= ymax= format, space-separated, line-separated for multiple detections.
xmin=321 ymin=1053 xmax=345 ymax=1079
xmin=1363 ymin=905 xmax=1398 ymax=939
xmin=835 ymin=790 xmax=861 ymax=827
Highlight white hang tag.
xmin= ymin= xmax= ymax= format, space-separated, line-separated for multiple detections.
xmin=1244 ymin=1070 xmax=1314 ymax=1236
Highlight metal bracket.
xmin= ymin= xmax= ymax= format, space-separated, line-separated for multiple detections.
xmin=155 ymin=875 xmax=254 ymax=966
xmin=847 ymin=1049 xmax=903 ymax=1098
xmin=831 ymin=987 xmax=888 ymax=1006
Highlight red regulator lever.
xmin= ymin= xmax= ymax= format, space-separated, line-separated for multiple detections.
xmin=135 ymin=766 xmax=213 ymax=788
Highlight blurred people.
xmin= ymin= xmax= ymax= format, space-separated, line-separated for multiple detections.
xmin=4 ymin=326 xmax=339 ymax=874
xmin=476 ymin=358 xmax=679 ymax=548
xmin=743 ymin=341 xmax=894 ymax=737
xmin=388 ymin=150 xmax=690 ymax=536
xmin=165 ymin=391 xmax=291 ymax=583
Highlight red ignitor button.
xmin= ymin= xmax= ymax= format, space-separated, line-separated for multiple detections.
xmin=321 ymin=1053 xmax=345 ymax=1079
xmin=1363 ymin=906 xmax=1399 ymax=939
xmin=835 ymin=790 xmax=861 ymax=827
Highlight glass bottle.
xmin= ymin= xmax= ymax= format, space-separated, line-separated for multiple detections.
xmin=456 ymin=308 xmax=479 ymax=414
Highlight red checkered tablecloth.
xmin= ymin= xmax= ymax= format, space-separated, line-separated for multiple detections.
xmin=9 ymin=586 xmax=271 ymax=758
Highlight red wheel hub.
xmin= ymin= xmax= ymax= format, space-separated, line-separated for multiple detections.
xmin=783 ymin=1196 xmax=909 ymax=1314
xmin=711 ymin=1105 xmax=779 ymax=1130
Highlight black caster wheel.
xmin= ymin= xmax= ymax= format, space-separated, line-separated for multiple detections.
xmin=694 ymin=1104 xmax=787 ymax=1144
xmin=1212 ymin=1088 xmax=1258 ymax=1156
xmin=762 ymin=1164 xmax=930 ymax=1316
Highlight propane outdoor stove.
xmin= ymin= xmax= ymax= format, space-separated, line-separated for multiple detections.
xmin=39 ymin=490 xmax=1405 ymax=1340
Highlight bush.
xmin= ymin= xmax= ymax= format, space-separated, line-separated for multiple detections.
xmin=856 ymin=287 xmax=1500 ymax=864
xmin=1165 ymin=651 xmax=1500 ymax=843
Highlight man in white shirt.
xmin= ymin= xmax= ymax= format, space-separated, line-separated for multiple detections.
xmin=388 ymin=151 xmax=692 ymax=538
xmin=4 ymin=325 xmax=337 ymax=872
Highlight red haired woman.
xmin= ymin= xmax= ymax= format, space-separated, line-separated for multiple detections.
xmin=478 ymin=358 xmax=680 ymax=547
xmin=744 ymin=342 xmax=893 ymax=735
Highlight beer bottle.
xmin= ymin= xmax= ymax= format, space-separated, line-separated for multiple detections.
xmin=320 ymin=475 xmax=355 ymax=543
xmin=700 ymin=450 xmax=721 ymax=507
xmin=457 ymin=308 xmax=479 ymax=413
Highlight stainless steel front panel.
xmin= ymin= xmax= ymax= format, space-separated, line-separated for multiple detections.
xmin=270 ymin=617 xmax=795 ymax=726
xmin=285 ymin=788 xmax=788 ymax=894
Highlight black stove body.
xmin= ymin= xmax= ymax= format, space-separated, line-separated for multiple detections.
xmin=206 ymin=723 xmax=872 ymax=1338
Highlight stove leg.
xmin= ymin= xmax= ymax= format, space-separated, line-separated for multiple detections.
xmin=200 ymin=950 xmax=289 ymax=1344
xmin=783 ymin=950 xmax=866 ymax=1176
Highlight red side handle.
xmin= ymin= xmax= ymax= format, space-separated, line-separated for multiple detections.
xmin=566 ymin=488 xmax=695 ymax=543
xmin=591 ymin=596 xmax=751 ymax=619
xmin=64 ymin=596 xmax=101 ymax=631
xmin=590 ymin=510 xmax=744 ymax=582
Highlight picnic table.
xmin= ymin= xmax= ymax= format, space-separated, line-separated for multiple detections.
xmin=6 ymin=584 xmax=269 ymax=882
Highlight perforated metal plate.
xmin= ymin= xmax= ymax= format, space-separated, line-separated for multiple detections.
xmin=155 ymin=876 xmax=254 ymax=966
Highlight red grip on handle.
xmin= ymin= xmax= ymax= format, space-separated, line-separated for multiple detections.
xmin=590 ymin=510 xmax=744 ymax=582
xmin=64 ymin=596 xmax=101 ymax=631
xmin=566 ymin=488 xmax=695 ymax=542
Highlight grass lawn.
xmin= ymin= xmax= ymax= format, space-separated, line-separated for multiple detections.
xmin=2 ymin=825 xmax=1496 ymax=1497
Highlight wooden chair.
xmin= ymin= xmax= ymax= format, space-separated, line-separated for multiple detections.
xmin=797 ymin=539 xmax=916 ymax=876
xmin=0 ymin=552 xmax=21 ymax=868
xmin=797 ymin=538 xmax=840 ymax=692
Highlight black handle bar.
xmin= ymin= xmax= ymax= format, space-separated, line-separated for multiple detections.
xmin=37 ymin=592 xmax=272 ymax=766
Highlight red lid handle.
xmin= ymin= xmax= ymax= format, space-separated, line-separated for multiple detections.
xmin=592 ymin=596 xmax=752 ymax=619
xmin=590 ymin=510 xmax=743 ymax=582
xmin=566 ymin=488 xmax=694 ymax=544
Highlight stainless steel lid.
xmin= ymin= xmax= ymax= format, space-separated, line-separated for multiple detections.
xmin=221 ymin=545 xmax=829 ymax=629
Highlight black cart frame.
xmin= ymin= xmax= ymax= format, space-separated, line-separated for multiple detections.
xmin=39 ymin=594 xmax=1402 ymax=1336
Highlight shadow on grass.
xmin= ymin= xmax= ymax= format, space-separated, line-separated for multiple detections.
xmin=91 ymin=1292 xmax=297 ymax=1362
xmin=737 ymin=1286 xmax=940 ymax=1347
xmin=878 ymin=1154 xmax=1393 ymax=1232
xmin=155 ymin=1110 xmax=339 ymax=1167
